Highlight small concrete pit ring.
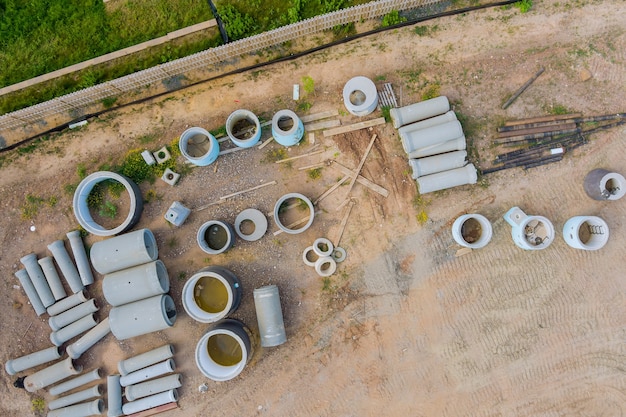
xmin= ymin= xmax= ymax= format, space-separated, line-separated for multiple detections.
xmin=234 ymin=209 xmax=268 ymax=242
xmin=331 ymin=247 xmax=347 ymax=263
xmin=313 ymin=238 xmax=334 ymax=257
xmin=315 ymin=256 xmax=337 ymax=277
xmin=302 ymin=246 xmax=319 ymax=267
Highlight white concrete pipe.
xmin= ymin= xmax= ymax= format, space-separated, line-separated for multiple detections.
xmin=315 ymin=256 xmax=337 ymax=277
xmin=253 ymin=285 xmax=287 ymax=347
xmin=38 ymin=257 xmax=67 ymax=301
xmin=302 ymin=246 xmax=319 ymax=267
xmin=102 ymin=260 xmax=169 ymax=307
xmin=5 ymin=346 xmax=62 ymax=376
xmin=398 ymin=110 xmax=457 ymax=152
xmin=389 ymin=96 xmax=450 ymax=128
xmin=401 ymin=120 xmax=464 ymax=154
xmin=342 ymin=76 xmax=378 ymax=116
xmin=67 ymin=231 xmax=95 ymax=286
xmin=272 ymin=110 xmax=305 ymax=146
xmin=119 ymin=359 xmax=176 ymax=387
xmin=107 ymin=374 xmax=123 ymax=417
xmin=195 ymin=319 xmax=251 ymax=381
xmin=182 ymin=266 xmax=242 ymax=323
xmin=66 ymin=318 xmax=111 ymax=359
xmin=179 ymin=127 xmax=220 ymax=166
xmin=20 ymin=253 xmax=55 ymax=308
xmin=48 ymin=384 xmax=102 ymax=410
xmin=109 ymin=295 xmax=177 ymax=341
xmin=49 ymin=299 xmax=98 ymax=331
xmin=583 ymin=168 xmax=626 ymax=201
xmin=124 ymin=373 xmax=182 ymax=401
xmin=90 ymin=228 xmax=158 ymax=275
xmin=416 ymin=163 xmax=478 ymax=194
xmin=14 ymin=269 xmax=46 ymax=316
xmin=47 ymin=399 xmax=104 ymax=417
xmin=226 ymin=109 xmax=262 ymax=148
xmin=408 ymin=150 xmax=468 ymax=179
xmin=452 ymin=214 xmax=493 ymax=249
xmin=273 ymin=193 xmax=315 ymax=234
xmin=563 ymin=216 xmax=610 ymax=250
xmin=117 ymin=344 xmax=174 ymax=376
xmin=24 ymin=357 xmax=82 ymax=392
xmin=234 ymin=208 xmax=268 ymax=242
xmin=50 ymin=314 xmax=98 ymax=347
xmin=408 ymin=136 xmax=466 ymax=159
xmin=49 ymin=368 xmax=102 ymax=396
xmin=48 ymin=240 xmax=84 ymax=294
xmin=122 ymin=389 xmax=178 ymax=415
xmin=47 ymin=290 xmax=89 ymax=316
xmin=197 ymin=220 xmax=235 ymax=255
xmin=504 ymin=207 xmax=555 ymax=251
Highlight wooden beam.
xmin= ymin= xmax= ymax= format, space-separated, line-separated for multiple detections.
xmin=331 ymin=161 xmax=389 ymax=197
xmin=504 ymin=113 xmax=582 ymax=126
xmin=219 ymin=181 xmax=277 ymax=200
xmin=126 ymin=402 xmax=179 ymax=417
xmin=314 ymin=175 xmax=350 ymax=205
xmin=300 ymin=109 xmax=339 ymax=123
xmin=345 ymin=134 xmax=377 ymax=195
xmin=323 ymin=117 xmax=386 ymax=137
xmin=304 ymin=119 xmax=341 ymax=131
xmin=275 ymin=149 xmax=324 ymax=164
xmin=333 ymin=200 xmax=355 ymax=248
xmin=273 ymin=211 xmax=320 ymax=236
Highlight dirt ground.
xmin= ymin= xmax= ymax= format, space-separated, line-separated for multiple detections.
xmin=1 ymin=0 xmax=625 ymax=416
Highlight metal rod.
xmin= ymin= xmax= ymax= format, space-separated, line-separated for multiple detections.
xmin=501 ymin=67 xmax=545 ymax=110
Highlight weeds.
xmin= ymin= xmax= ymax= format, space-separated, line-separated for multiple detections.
xmin=21 ymin=195 xmax=44 ymax=220
xmin=98 ymin=201 xmax=118 ymax=219
xmin=421 ymin=82 xmax=441 ymax=100
xmin=307 ymin=167 xmax=323 ymax=180
xmin=381 ymin=10 xmax=406 ymax=27
xmin=302 ymin=75 xmax=315 ymax=96
xmin=31 ymin=398 xmax=45 ymax=414
xmin=297 ymin=101 xmax=312 ymax=112
xmin=262 ymin=148 xmax=288 ymax=163
xmin=381 ymin=105 xmax=391 ymax=122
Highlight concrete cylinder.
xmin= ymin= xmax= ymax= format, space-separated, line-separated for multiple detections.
xmin=253 ymin=285 xmax=287 ymax=347
xmin=452 ymin=214 xmax=493 ymax=249
xmin=408 ymin=136 xmax=466 ymax=159
xmin=47 ymin=240 xmax=84 ymax=294
xmin=24 ymin=357 xmax=82 ymax=392
xmin=401 ymin=120 xmax=464 ymax=154
xmin=342 ymin=76 xmax=378 ymax=116
xmin=49 ymin=299 xmax=98 ymax=331
xmin=49 ymin=368 xmax=102 ymax=396
xmin=182 ymin=266 xmax=242 ymax=323
xmin=119 ymin=359 xmax=176 ymax=387
xmin=66 ymin=318 xmax=111 ymax=359
xmin=504 ymin=207 xmax=555 ymax=250
xmin=398 ymin=110 xmax=457 ymax=139
xmin=408 ymin=150 xmax=468 ymax=178
xmin=416 ymin=163 xmax=478 ymax=194
xmin=583 ymin=168 xmax=626 ymax=201
xmin=109 ymin=295 xmax=177 ymax=341
xmin=90 ymin=228 xmax=158 ymax=275
xmin=107 ymin=374 xmax=123 ymax=417
xmin=195 ymin=319 xmax=251 ymax=381
xmin=563 ymin=216 xmax=610 ymax=250
xmin=390 ymin=96 xmax=450 ymax=128
xmin=50 ymin=314 xmax=98 ymax=347
xmin=47 ymin=290 xmax=89 ymax=317
xmin=38 ymin=257 xmax=67 ymax=301
xmin=179 ymin=127 xmax=220 ymax=166
xmin=20 ymin=253 xmax=55 ymax=308
xmin=124 ymin=373 xmax=182 ymax=402
xmin=226 ymin=109 xmax=262 ymax=148
xmin=197 ymin=220 xmax=235 ymax=255
xmin=48 ymin=384 xmax=102 ymax=410
xmin=67 ymin=231 xmax=95 ymax=286
xmin=117 ymin=344 xmax=174 ymax=376
xmin=272 ymin=110 xmax=305 ymax=146
xmin=14 ymin=269 xmax=46 ymax=316
xmin=122 ymin=389 xmax=178 ymax=415
xmin=102 ymin=260 xmax=169 ymax=307
xmin=47 ymin=399 xmax=104 ymax=417
xmin=5 ymin=346 xmax=62 ymax=376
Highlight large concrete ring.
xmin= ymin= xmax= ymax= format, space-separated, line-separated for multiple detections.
xmin=234 ymin=209 xmax=268 ymax=242
xmin=315 ymin=256 xmax=337 ymax=277
xmin=313 ymin=238 xmax=333 ymax=257
xmin=273 ymin=193 xmax=315 ymax=235
xmin=342 ymin=76 xmax=378 ymax=116
xmin=73 ymin=171 xmax=143 ymax=236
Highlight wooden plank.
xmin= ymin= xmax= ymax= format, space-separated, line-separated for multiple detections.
xmin=497 ymin=122 xmax=577 ymax=138
xmin=298 ymin=162 xmax=325 ymax=171
xmin=220 ymin=181 xmax=277 ymax=200
xmin=314 ymin=175 xmax=350 ymax=205
xmin=300 ymin=109 xmax=339 ymax=123
xmin=275 ymin=149 xmax=324 ymax=164
xmin=126 ymin=402 xmax=179 ymax=417
xmin=323 ymin=117 xmax=386 ymax=137
xmin=504 ymin=113 xmax=582 ymax=126
xmin=304 ymin=119 xmax=341 ymax=131
xmin=345 ymin=134 xmax=377 ymax=195
xmin=331 ymin=161 xmax=389 ymax=197
xmin=258 ymin=137 xmax=274 ymax=149
xmin=333 ymin=200 xmax=355 ymax=248
xmin=273 ymin=211 xmax=320 ymax=236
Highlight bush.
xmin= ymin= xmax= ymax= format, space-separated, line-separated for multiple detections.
xmin=381 ymin=10 xmax=406 ymax=27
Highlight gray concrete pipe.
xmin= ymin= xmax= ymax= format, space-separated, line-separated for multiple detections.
xmin=20 ymin=253 xmax=55 ymax=308
xmin=50 ymin=314 xmax=98 ymax=347
xmin=408 ymin=150 xmax=468 ymax=179
xmin=14 ymin=269 xmax=46 ymax=316
xmin=90 ymin=228 xmax=158 ymax=275
xmin=253 ymin=285 xmax=287 ymax=347
xmin=197 ymin=220 xmax=235 ymax=255
xmin=5 ymin=346 xmax=62 ymax=376
xmin=47 ymin=290 xmax=88 ymax=317
xmin=67 ymin=231 xmax=95 ymax=286
xmin=182 ymin=266 xmax=242 ymax=323
xmin=117 ymin=344 xmax=174 ymax=376
xmin=401 ymin=120 xmax=464 ymax=154
xmin=109 ymin=295 xmax=177 ymax=341
xmin=583 ymin=168 xmax=626 ymax=201
xmin=398 ymin=110 xmax=457 ymax=152
xmin=48 ymin=240 xmax=84 ymax=294
xmin=107 ymin=374 xmax=123 ymax=417
xmin=124 ymin=373 xmax=182 ymax=402
xmin=122 ymin=389 xmax=178 ymax=415
xmin=102 ymin=260 xmax=169 ymax=307
xmin=49 ymin=299 xmax=98 ymax=331
xmin=24 ymin=357 xmax=82 ymax=392
xmin=48 ymin=384 xmax=102 ymax=410
xmin=407 ymin=136 xmax=466 ymax=159
xmin=416 ymin=163 xmax=478 ymax=194
xmin=38 ymin=257 xmax=67 ymax=301
xmin=66 ymin=318 xmax=111 ymax=359
xmin=49 ymin=368 xmax=102 ymax=396
xmin=119 ymin=359 xmax=176 ymax=387
xmin=390 ymin=96 xmax=450 ymax=128
xmin=47 ymin=399 xmax=104 ymax=417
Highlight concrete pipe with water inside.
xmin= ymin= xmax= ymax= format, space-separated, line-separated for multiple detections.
xmin=226 ymin=109 xmax=262 ymax=148
xmin=563 ymin=216 xmax=610 ymax=250
xmin=273 ymin=193 xmax=315 ymax=234
xmin=452 ymin=214 xmax=493 ymax=249
xmin=102 ymin=260 xmax=169 ymax=307
xmin=109 ymin=295 xmax=177 ymax=340
xmin=504 ymin=207 xmax=555 ymax=251
xmin=272 ymin=110 xmax=304 ymax=146
xmin=195 ymin=319 xmax=251 ymax=382
xmin=182 ymin=266 xmax=242 ymax=323
xmin=342 ymin=76 xmax=378 ymax=116
xmin=583 ymin=168 xmax=626 ymax=201
xmin=389 ymin=96 xmax=450 ymax=128
xmin=179 ymin=127 xmax=219 ymax=166
xmin=197 ymin=220 xmax=235 ymax=255
xmin=416 ymin=163 xmax=477 ymax=194
xmin=90 ymin=228 xmax=158 ymax=275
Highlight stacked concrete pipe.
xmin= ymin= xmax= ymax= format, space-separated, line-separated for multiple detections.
xmin=122 ymin=389 xmax=178 ymax=415
xmin=302 ymin=237 xmax=346 ymax=277
xmin=14 ymin=269 xmax=46 ymax=316
xmin=66 ymin=318 xmax=111 ymax=359
xmin=118 ymin=345 xmax=174 ymax=376
xmin=119 ymin=359 xmax=176 ymax=387
xmin=90 ymin=228 xmax=158 ymax=275
xmin=49 ymin=368 xmax=102 ymax=396
xmin=125 ymin=374 xmax=182 ymax=402
xmin=48 ymin=384 xmax=102 ymax=410
xmin=48 ymin=240 xmax=84 ymax=294
xmin=109 ymin=295 xmax=177 ymax=340
xmin=5 ymin=346 xmax=62 ymax=376
xmin=102 ymin=260 xmax=169 ymax=306
xmin=37 ymin=256 xmax=66 ymax=301
xmin=20 ymin=253 xmax=55 ymax=308
xmin=67 ymin=230 xmax=95 ymax=286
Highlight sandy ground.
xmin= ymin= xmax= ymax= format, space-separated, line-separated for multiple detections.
xmin=1 ymin=0 xmax=625 ymax=416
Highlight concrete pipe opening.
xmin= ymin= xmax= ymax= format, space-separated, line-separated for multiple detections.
xmin=342 ymin=76 xmax=378 ymax=116
xmin=452 ymin=214 xmax=493 ymax=249
xmin=302 ymin=246 xmax=319 ymax=267
xmin=109 ymin=295 xmax=177 ymax=341
xmin=313 ymin=237 xmax=333 ymax=257
xmin=563 ymin=216 xmax=610 ymax=250
xmin=179 ymin=127 xmax=219 ymax=166
xmin=195 ymin=319 xmax=251 ymax=382
xmin=197 ymin=220 xmax=235 ymax=255
xmin=102 ymin=260 xmax=169 ymax=307
xmin=504 ymin=207 xmax=554 ymax=251
xmin=583 ymin=168 xmax=626 ymax=201
xmin=273 ymin=193 xmax=314 ymax=234
xmin=182 ymin=266 xmax=242 ymax=323
xmin=226 ymin=109 xmax=261 ymax=148
xmin=272 ymin=110 xmax=304 ymax=146
xmin=234 ymin=208 xmax=267 ymax=242
xmin=315 ymin=256 xmax=337 ymax=277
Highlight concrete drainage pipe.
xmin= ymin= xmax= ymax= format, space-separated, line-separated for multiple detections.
xmin=195 ymin=319 xmax=251 ymax=381
xmin=48 ymin=384 xmax=102 ymax=411
xmin=302 ymin=246 xmax=319 ymax=267
xmin=398 ymin=110 xmax=457 ymax=142
xmin=452 ymin=214 xmax=493 ymax=249
xmin=417 ymin=164 xmax=477 ymax=194
xmin=390 ymin=96 xmax=450 ymax=129
xmin=182 ymin=266 xmax=242 ymax=323
xmin=401 ymin=120 xmax=464 ymax=154
xmin=226 ymin=109 xmax=262 ymax=148
xmin=109 ymin=295 xmax=177 ymax=341
xmin=273 ymin=193 xmax=315 ymax=234
xmin=583 ymin=168 xmax=626 ymax=201
xmin=47 ymin=399 xmax=104 ymax=417
xmin=122 ymin=389 xmax=178 ymax=415
xmin=90 ymin=228 xmax=158 ymax=275
xmin=118 ymin=344 xmax=174 ymax=376
xmin=408 ymin=136 xmax=466 ymax=159
xmin=504 ymin=207 xmax=555 ymax=251
xmin=253 ymin=285 xmax=287 ymax=347
xmin=5 ymin=346 xmax=62 ymax=376
xmin=24 ymin=357 xmax=82 ymax=392
xmin=179 ymin=127 xmax=219 ymax=166
xmin=14 ymin=269 xmax=46 ymax=316
xmin=409 ymin=150 xmax=468 ymax=179
xmin=563 ymin=216 xmax=610 ymax=250
xmin=272 ymin=110 xmax=304 ymax=146
xmin=102 ymin=260 xmax=169 ymax=307
xmin=343 ymin=76 xmax=378 ymax=116
xmin=107 ymin=374 xmax=123 ymax=417
xmin=197 ymin=220 xmax=235 ymax=255
xmin=315 ymin=256 xmax=337 ymax=277
xmin=73 ymin=171 xmax=143 ymax=237
xmin=49 ymin=368 xmax=102 ymax=396
xmin=234 ymin=208 xmax=268 ymax=242
xmin=124 ymin=373 xmax=182 ymax=402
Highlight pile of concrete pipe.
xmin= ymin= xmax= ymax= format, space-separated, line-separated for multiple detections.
xmin=302 ymin=237 xmax=347 ymax=277
xmin=390 ymin=96 xmax=477 ymax=194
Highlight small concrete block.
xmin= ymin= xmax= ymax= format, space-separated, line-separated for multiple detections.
xmin=141 ymin=150 xmax=156 ymax=166
xmin=579 ymin=68 xmax=592 ymax=82
xmin=153 ymin=146 xmax=171 ymax=164
xmin=69 ymin=120 xmax=88 ymax=129
xmin=293 ymin=84 xmax=300 ymax=101
xmin=161 ymin=168 xmax=180 ymax=186
xmin=308 ymin=132 xmax=315 ymax=144
xmin=165 ymin=201 xmax=191 ymax=226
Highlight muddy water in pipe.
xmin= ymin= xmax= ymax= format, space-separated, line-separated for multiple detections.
xmin=205 ymin=224 xmax=228 ymax=251
xmin=194 ymin=277 xmax=228 ymax=314
xmin=350 ymin=90 xmax=366 ymax=106
xmin=207 ymin=333 xmax=243 ymax=366
xmin=461 ymin=218 xmax=482 ymax=244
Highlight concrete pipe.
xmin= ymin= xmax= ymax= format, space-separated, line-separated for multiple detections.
xmin=122 ymin=389 xmax=178 ymax=416
xmin=5 ymin=346 xmax=62 ymax=376
xmin=119 ymin=359 xmax=176 ymax=387
xmin=397 ymin=110 xmax=457 ymax=150
xmin=47 ymin=240 xmax=84 ymax=294
xmin=315 ymin=256 xmax=337 ymax=277
xmin=102 ymin=260 xmax=169 ymax=307
xmin=332 ymin=247 xmax=347 ymax=263
xmin=14 ymin=269 xmax=46 ymax=316
xmin=90 ymin=228 xmax=158 ymax=275
xmin=452 ymin=214 xmax=493 ymax=249
xmin=234 ymin=208 xmax=268 ymax=242
xmin=109 ymin=295 xmax=177 ymax=341
xmin=342 ymin=76 xmax=378 ymax=116
xmin=416 ymin=163 xmax=478 ymax=194
xmin=117 ymin=344 xmax=174 ymax=376
xmin=182 ymin=266 xmax=242 ymax=323
xmin=253 ymin=285 xmax=287 ymax=348
xmin=107 ymin=374 xmax=122 ymax=417
xmin=179 ymin=127 xmax=220 ymax=166
xmin=24 ymin=357 xmax=82 ymax=392
xmin=49 ymin=368 xmax=102 ymax=396
xmin=73 ymin=171 xmax=143 ymax=237
xmin=195 ymin=319 xmax=251 ymax=381
xmin=48 ymin=384 xmax=102 ymax=411
xmin=49 ymin=299 xmax=98 ymax=331
xmin=38 ymin=257 xmax=67 ymax=301
xmin=504 ymin=207 xmax=555 ymax=251
xmin=409 ymin=150 xmax=468 ymax=179
xmin=124 ymin=374 xmax=182 ymax=402
xmin=47 ymin=290 xmax=88 ymax=317
xmin=67 ymin=231 xmax=95 ymax=286
xmin=563 ymin=216 xmax=610 ymax=250
xmin=66 ymin=318 xmax=111 ymax=359
xmin=273 ymin=193 xmax=315 ymax=234
xmin=272 ymin=109 xmax=305 ymax=146
xmin=401 ymin=120 xmax=464 ymax=154
xmin=583 ymin=168 xmax=626 ymax=201
xmin=389 ymin=96 xmax=450 ymax=128
xmin=47 ymin=399 xmax=104 ymax=417
xmin=197 ymin=220 xmax=235 ymax=255
xmin=226 ymin=109 xmax=262 ymax=148
xmin=51 ymin=313 xmax=98 ymax=347
xmin=20 ymin=253 xmax=55 ymax=308
xmin=408 ymin=136 xmax=467 ymax=159
xmin=313 ymin=237 xmax=333 ymax=257
xmin=302 ymin=246 xmax=319 ymax=267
